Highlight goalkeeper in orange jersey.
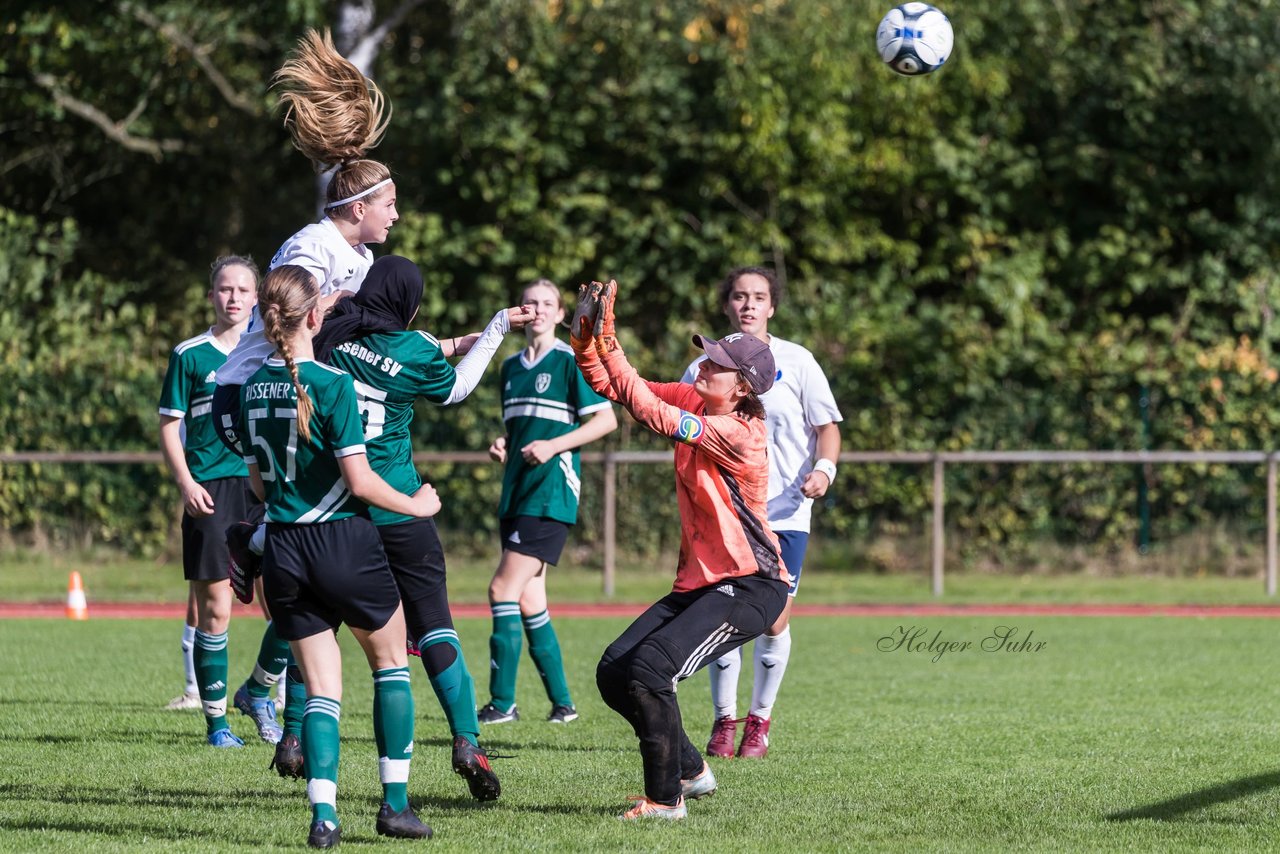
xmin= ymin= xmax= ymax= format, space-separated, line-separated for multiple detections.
xmin=570 ymin=280 xmax=791 ymax=821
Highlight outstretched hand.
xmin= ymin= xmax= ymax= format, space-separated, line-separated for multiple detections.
xmin=593 ymin=279 xmax=622 ymax=355
xmin=570 ymin=280 xmax=604 ymax=342
xmin=594 ymin=279 xmax=617 ymax=337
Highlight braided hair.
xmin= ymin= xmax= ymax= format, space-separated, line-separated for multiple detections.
xmin=257 ymin=265 xmax=319 ymax=443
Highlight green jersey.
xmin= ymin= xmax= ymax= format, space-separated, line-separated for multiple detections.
xmin=328 ymin=330 xmax=456 ymax=526
xmin=239 ymin=358 xmax=368 ymax=524
xmin=498 ymin=341 xmax=611 ymax=524
xmin=158 ymin=329 xmax=247 ymax=483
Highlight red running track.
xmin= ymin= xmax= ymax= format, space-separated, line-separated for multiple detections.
xmin=6 ymin=601 xmax=1280 ymax=619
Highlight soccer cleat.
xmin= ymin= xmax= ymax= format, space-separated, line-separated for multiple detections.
xmin=165 ymin=691 xmax=201 ymax=711
xmin=680 ymin=762 xmax=718 ymax=800
xmin=706 ymin=715 xmax=740 ymax=758
xmin=477 ymin=702 xmax=519 ymax=724
xmin=307 ymin=819 xmax=340 ymax=849
xmin=270 ymin=732 xmax=305 ymax=779
xmin=452 ymin=736 xmax=501 ymax=801
xmin=737 ymin=713 xmax=770 ymax=758
xmin=619 ymin=795 xmax=687 ymax=821
xmin=234 ymin=684 xmax=283 ymax=745
xmin=225 ymin=521 xmax=261 ymax=605
xmin=406 ymin=638 xmax=421 ymax=658
xmin=207 ymin=727 xmax=245 ymax=748
xmin=547 ymin=704 xmax=579 ymax=724
xmin=375 ymin=803 xmax=433 ymax=839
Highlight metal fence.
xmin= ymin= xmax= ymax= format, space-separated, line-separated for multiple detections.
xmin=3 ymin=449 xmax=1277 ymax=597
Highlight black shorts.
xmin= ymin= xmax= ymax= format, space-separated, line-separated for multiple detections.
xmin=499 ymin=515 xmax=570 ymax=566
xmin=262 ymin=516 xmax=401 ymax=642
xmin=377 ymin=518 xmax=453 ymax=644
xmin=182 ymin=477 xmax=260 ymax=582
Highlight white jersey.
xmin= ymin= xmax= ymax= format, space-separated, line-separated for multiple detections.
xmin=216 ymin=218 xmax=373 ymax=385
xmin=683 ymin=335 xmax=842 ymax=532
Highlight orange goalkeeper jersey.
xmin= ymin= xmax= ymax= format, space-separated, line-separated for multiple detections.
xmin=577 ymin=345 xmax=790 ymax=593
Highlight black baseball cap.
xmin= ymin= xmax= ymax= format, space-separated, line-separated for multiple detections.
xmin=692 ymin=332 xmax=776 ymax=395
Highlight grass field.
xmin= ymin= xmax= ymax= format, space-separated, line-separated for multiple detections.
xmin=3 ymin=613 xmax=1280 ymax=851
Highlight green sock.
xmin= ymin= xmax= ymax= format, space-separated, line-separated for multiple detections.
xmin=419 ymin=628 xmax=480 ymax=745
xmin=373 ymin=667 xmax=414 ymax=812
xmin=488 ymin=602 xmax=522 ymax=712
xmin=193 ymin=630 xmax=229 ymax=735
xmin=244 ymin=621 xmax=289 ymax=699
xmin=283 ymin=660 xmax=306 ymax=738
xmin=303 ymin=696 xmax=341 ymax=826
xmin=524 ymin=610 xmax=573 ymax=708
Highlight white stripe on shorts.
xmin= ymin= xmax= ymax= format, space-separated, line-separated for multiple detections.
xmin=674 ymin=621 xmax=736 ymax=687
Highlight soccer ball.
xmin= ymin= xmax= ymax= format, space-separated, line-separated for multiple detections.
xmin=876 ymin=3 xmax=954 ymax=77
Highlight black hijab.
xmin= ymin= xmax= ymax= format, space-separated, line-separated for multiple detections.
xmin=314 ymin=255 xmax=423 ymax=363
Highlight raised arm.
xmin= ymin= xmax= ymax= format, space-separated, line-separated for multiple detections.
xmin=439 ymin=306 xmax=534 ymax=404
xmin=572 ymin=280 xmax=748 ymax=460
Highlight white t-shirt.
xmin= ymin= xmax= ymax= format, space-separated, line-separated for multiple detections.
xmin=683 ymin=335 xmax=842 ymax=532
xmin=216 ymin=218 xmax=373 ymax=385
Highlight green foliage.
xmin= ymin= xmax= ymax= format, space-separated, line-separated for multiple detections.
xmin=3 ymin=0 xmax=1280 ymax=558
xmin=0 ymin=209 xmax=175 ymax=553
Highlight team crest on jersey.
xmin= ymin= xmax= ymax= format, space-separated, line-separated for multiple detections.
xmin=535 ymin=372 xmax=551 ymax=393
xmin=673 ymin=411 xmax=704 ymax=445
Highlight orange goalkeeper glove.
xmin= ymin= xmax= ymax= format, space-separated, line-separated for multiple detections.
xmin=569 ymin=280 xmax=603 ymax=355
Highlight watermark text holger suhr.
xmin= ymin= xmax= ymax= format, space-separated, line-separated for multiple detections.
xmin=877 ymin=625 xmax=1047 ymax=663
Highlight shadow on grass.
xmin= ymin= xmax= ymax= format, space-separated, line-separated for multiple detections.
xmin=1106 ymin=770 xmax=1280 ymax=822
xmin=0 ymin=781 xmax=290 ymax=810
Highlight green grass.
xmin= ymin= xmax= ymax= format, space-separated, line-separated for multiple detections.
xmin=2 ymin=615 xmax=1280 ymax=851
xmin=4 ymin=546 xmax=1280 ymax=606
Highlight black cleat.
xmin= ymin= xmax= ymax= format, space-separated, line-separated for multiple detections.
xmin=271 ymin=732 xmax=305 ymax=779
xmin=547 ymin=704 xmax=579 ymax=724
xmin=452 ymin=736 xmax=501 ymax=801
xmin=375 ymin=803 xmax=433 ymax=839
xmin=307 ymin=819 xmax=340 ymax=849
xmin=477 ymin=702 xmax=519 ymax=724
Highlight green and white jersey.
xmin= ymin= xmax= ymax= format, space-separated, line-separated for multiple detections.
xmin=158 ymin=329 xmax=247 ymax=483
xmin=328 ymin=331 xmax=456 ymax=526
xmin=239 ymin=358 xmax=368 ymax=524
xmin=498 ymin=341 xmax=611 ymax=524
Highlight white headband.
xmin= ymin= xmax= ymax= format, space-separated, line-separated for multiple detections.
xmin=324 ymin=178 xmax=392 ymax=210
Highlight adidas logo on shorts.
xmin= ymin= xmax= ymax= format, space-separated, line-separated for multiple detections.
xmin=509 ymin=531 xmax=522 ymax=544
xmin=716 ymin=584 xmax=734 ymax=597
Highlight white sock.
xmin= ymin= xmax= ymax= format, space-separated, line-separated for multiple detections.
xmin=708 ymin=646 xmax=741 ymax=720
xmin=249 ymin=523 xmax=266 ymax=555
xmin=181 ymin=623 xmax=197 ymax=694
xmin=750 ymin=626 xmax=792 ymax=720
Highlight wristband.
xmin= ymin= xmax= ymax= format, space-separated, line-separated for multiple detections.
xmin=813 ymin=458 xmax=837 ymax=483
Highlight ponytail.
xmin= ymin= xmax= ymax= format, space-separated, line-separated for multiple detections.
xmin=258 ymin=266 xmax=320 ymax=444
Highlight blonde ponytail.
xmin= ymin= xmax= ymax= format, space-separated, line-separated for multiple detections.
xmin=273 ymin=29 xmax=390 ymax=169
xmin=258 ymin=266 xmax=320 ymax=444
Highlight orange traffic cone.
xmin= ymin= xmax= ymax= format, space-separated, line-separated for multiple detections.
xmin=66 ymin=571 xmax=88 ymax=620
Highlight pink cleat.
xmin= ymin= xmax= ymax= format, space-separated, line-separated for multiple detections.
xmin=737 ymin=714 xmax=770 ymax=759
xmin=706 ymin=715 xmax=739 ymax=758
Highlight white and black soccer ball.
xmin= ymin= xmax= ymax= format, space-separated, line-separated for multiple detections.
xmin=876 ymin=3 xmax=954 ymax=77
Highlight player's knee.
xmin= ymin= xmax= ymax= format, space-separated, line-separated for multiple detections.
xmin=625 ymin=643 xmax=678 ymax=696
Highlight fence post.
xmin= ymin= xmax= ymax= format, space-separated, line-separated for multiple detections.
xmin=603 ymin=450 xmax=617 ymax=597
xmin=932 ymin=455 xmax=945 ymax=597
xmin=1268 ymin=452 xmax=1277 ymax=597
